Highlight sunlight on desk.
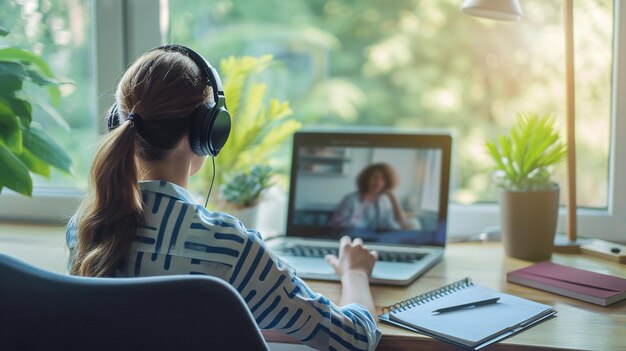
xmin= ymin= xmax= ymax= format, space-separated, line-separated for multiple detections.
xmin=299 ymin=242 xmax=626 ymax=351
xmin=1 ymin=223 xmax=623 ymax=350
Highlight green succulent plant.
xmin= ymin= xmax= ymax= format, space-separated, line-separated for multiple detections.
xmin=485 ymin=112 xmax=567 ymax=191
xmin=220 ymin=164 xmax=273 ymax=208
xmin=0 ymin=27 xmax=73 ymax=196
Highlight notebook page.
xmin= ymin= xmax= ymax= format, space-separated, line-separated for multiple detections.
xmin=390 ymin=284 xmax=553 ymax=346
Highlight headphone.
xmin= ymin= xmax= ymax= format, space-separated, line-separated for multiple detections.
xmin=106 ymin=44 xmax=231 ymax=157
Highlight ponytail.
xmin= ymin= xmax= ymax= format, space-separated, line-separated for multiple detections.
xmin=70 ymin=121 xmax=143 ymax=277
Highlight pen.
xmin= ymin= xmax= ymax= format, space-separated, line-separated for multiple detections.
xmin=432 ymin=297 xmax=500 ymax=314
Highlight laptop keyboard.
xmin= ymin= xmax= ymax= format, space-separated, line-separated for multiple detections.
xmin=281 ymin=245 xmax=426 ymax=263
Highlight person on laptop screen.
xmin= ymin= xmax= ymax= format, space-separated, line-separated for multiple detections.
xmin=65 ymin=45 xmax=381 ymax=351
xmin=330 ymin=163 xmax=407 ymax=231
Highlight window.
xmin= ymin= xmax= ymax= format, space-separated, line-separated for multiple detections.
xmin=0 ymin=0 xmax=97 ymax=189
xmin=0 ymin=0 xmax=151 ymax=221
xmin=0 ymin=0 xmax=96 ymax=220
xmin=166 ymin=0 xmax=624 ymax=242
xmin=168 ymin=0 xmax=612 ymax=209
xmin=2 ymin=0 xmax=625 ymax=244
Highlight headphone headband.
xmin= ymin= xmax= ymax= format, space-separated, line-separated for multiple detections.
xmin=107 ymin=44 xmax=231 ymax=157
xmin=156 ymin=44 xmax=224 ymax=104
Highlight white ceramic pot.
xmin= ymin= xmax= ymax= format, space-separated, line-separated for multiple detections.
xmin=230 ymin=206 xmax=260 ymax=229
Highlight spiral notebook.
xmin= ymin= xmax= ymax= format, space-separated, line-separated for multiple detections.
xmin=379 ymin=278 xmax=557 ymax=350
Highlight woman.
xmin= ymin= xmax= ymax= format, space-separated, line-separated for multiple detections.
xmin=330 ymin=163 xmax=405 ymax=231
xmin=66 ymin=45 xmax=380 ymax=351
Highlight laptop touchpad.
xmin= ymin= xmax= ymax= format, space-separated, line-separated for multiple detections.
xmin=283 ymin=256 xmax=336 ymax=275
xmin=372 ymin=261 xmax=418 ymax=280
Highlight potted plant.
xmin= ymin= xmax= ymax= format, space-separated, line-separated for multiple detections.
xmin=485 ymin=112 xmax=567 ymax=261
xmin=195 ymin=55 xmax=301 ymax=207
xmin=0 ymin=27 xmax=73 ymax=197
xmin=220 ymin=165 xmax=273 ymax=228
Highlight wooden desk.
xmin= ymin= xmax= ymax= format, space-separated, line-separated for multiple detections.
xmin=268 ymin=242 xmax=626 ymax=351
xmin=1 ymin=224 xmax=623 ymax=350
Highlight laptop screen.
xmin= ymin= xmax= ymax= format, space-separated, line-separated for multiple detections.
xmin=286 ymin=131 xmax=451 ymax=247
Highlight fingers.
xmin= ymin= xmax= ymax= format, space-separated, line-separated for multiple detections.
xmin=325 ymin=254 xmax=338 ymax=268
xmin=332 ymin=236 xmax=378 ymax=277
xmin=370 ymin=250 xmax=379 ymax=261
xmin=337 ymin=235 xmax=377 ymax=259
xmin=338 ymin=236 xmax=375 ymax=254
xmin=352 ymin=237 xmax=364 ymax=247
xmin=339 ymin=235 xmax=351 ymax=256
xmin=339 ymin=235 xmax=351 ymax=246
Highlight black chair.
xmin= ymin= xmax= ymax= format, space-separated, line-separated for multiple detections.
xmin=0 ymin=253 xmax=269 ymax=351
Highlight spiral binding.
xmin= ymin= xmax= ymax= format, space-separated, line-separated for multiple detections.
xmin=381 ymin=278 xmax=473 ymax=315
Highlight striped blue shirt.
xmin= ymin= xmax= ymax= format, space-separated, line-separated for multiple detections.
xmin=66 ymin=180 xmax=381 ymax=351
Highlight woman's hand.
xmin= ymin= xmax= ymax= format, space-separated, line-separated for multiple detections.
xmin=385 ymin=190 xmax=408 ymax=229
xmin=325 ymin=235 xmax=379 ymax=318
xmin=325 ymin=235 xmax=378 ymax=278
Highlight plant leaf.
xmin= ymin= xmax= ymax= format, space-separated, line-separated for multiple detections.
xmin=267 ymin=99 xmax=293 ymax=121
xmin=0 ymin=102 xmax=23 ymax=153
xmin=0 ymin=48 xmax=62 ymax=105
xmin=0 ymin=143 xmax=32 ymax=196
xmin=246 ymin=119 xmax=301 ymax=167
xmin=24 ymin=66 xmax=62 ymax=86
xmin=18 ymin=147 xmax=51 ymax=177
xmin=221 ymin=56 xmax=248 ymax=120
xmin=485 ymin=141 xmax=506 ymax=170
xmin=1 ymin=97 xmax=32 ymax=126
xmin=0 ymin=47 xmax=55 ymax=78
xmin=0 ymin=62 xmax=25 ymax=93
xmin=241 ymin=83 xmax=267 ymax=126
xmin=485 ymin=112 xmax=565 ymax=190
xmin=0 ymin=26 xmax=9 ymax=37
xmin=22 ymin=124 xmax=73 ymax=173
xmin=27 ymin=94 xmax=70 ymax=130
xmin=0 ymin=60 xmax=26 ymax=78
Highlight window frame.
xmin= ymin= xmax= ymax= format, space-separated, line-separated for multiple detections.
xmin=1 ymin=0 xmax=624 ymax=244
xmin=0 ymin=0 xmax=161 ymax=223
xmin=449 ymin=0 xmax=626 ymax=243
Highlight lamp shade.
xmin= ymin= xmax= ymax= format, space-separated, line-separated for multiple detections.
xmin=461 ymin=0 xmax=523 ymax=21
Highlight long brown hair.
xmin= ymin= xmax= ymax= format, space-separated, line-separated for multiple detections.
xmin=70 ymin=49 xmax=210 ymax=277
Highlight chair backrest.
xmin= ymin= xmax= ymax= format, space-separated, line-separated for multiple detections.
xmin=0 ymin=253 xmax=269 ymax=351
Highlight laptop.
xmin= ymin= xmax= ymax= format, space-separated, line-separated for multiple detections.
xmin=267 ymin=130 xmax=452 ymax=286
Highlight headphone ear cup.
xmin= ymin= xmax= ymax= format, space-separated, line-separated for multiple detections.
xmin=189 ymin=102 xmax=213 ymax=156
xmin=188 ymin=101 xmax=231 ymax=157
xmin=208 ymin=108 xmax=231 ymax=156
xmin=107 ymin=103 xmax=120 ymax=132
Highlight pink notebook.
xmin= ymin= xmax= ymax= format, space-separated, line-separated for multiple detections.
xmin=507 ymin=262 xmax=626 ymax=306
